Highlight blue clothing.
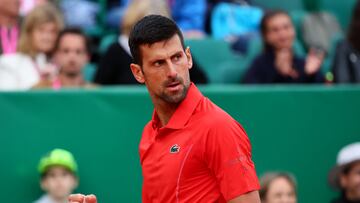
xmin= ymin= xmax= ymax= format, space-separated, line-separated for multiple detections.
xmin=211 ymin=3 xmax=263 ymax=39
xmin=105 ymin=0 xmax=131 ymax=29
xmin=170 ymin=0 xmax=206 ymax=32
xmin=60 ymin=0 xmax=99 ymax=29
xmin=243 ymin=50 xmax=324 ymax=84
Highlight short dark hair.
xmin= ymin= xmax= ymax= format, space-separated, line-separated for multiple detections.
xmin=128 ymin=15 xmax=185 ymax=66
xmin=54 ymin=27 xmax=91 ymax=54
xmin=260 ymin=10 xmax=291 ymax=51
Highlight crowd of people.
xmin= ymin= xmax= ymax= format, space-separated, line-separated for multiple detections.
xmin=0 ymin=0 xmax=359 ymax=90
xmin=35 ymin=142 xmax=360 ymax=203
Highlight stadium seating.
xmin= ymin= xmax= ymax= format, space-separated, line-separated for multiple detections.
xmin=98 ymin=34 xmax=118 ymax=54
xmin=317 ymin=0 xmax=357 ymax=30
xmin=252 ymin=0 xmax=304 ymax=11
xmin=186 ymin=38 xmax=248 ymax=83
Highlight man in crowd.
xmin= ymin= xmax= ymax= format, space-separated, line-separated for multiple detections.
xmin=329 ymin=142 xmax=360 ymax=203
xmin=35 ymin=27 xmax=93 ymax=89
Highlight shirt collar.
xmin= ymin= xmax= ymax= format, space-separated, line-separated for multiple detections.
xmin=151 ymin=83 xmax=203 ymax=130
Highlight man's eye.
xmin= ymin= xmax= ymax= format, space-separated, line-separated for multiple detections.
xmin=174 ymin=54 xmax=181 ymax=61
xmin=154 ymin=61 xmax=163 ymax=66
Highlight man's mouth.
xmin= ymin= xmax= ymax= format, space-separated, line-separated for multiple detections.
xmin=166 ymin=81 xmax=181 ymax=91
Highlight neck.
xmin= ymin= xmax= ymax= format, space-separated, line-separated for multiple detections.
xmin=58 ymin=71 xmax=84 ymax=87
xmin=49 ymin=195 xmax=67 ymax=203
xmin=0 ymin=15 xmax=17 ymax=27
xmin=345 ymin=192 xmax=360 ymax=202
xmin=153 ymin=99 xmax=179 ymax=127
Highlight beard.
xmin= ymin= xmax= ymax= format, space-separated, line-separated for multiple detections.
xmin=61 ymin=63 xmax=81 ymax=78
xmin=159 ymin=76 xmax=190 ymax=104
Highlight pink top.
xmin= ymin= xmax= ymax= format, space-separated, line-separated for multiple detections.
xmin=52 ymin=77 xmax=62 ymax=90
xmin=0 ymin=26 xmax=18 ymax=54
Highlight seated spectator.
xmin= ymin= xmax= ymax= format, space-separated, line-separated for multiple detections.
xmin=0 ymin=4 xmax=63 ymax=90
xmin=0 ymin=0 xmax=21 ymax=55
xmin=94 ymin=0 xmax=207 ymax=85
xmin=210 ymin=1 xmax=263 ymax=54
xmin=260 ymin=172 xmax=297 ymax=203
xmin=332 ymin=0 xmax=360 ymax=83
xmin=105 ymin=0 xmax=130 ymax=29
xmin=35 ymin=28 xmax=94 ymax=89
xmin=170 ymin=0 xmax=207 ymax=38
xmin=205 ymin=0 xmax=253 ymax=34
xmin=34 ymin=148 xmax=78 ymax=203
xmin=329 ymin=142 xmax=360 ymax=203
xmin=243 ymin=10 xmax=324 ymax=84
xmin=105 ymin=0 xmax=206 ymax=38
xmin=60 ymin=0 xmax=99 ymax=30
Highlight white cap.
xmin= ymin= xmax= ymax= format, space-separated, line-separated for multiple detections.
xmin=328 ymin=142 xmax=360 ymax=189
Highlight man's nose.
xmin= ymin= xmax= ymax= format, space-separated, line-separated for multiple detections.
xmin=166 ymin=61 xmax=178 ymax=78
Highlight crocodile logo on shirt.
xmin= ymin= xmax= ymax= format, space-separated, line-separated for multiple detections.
xmin=170 ymin=144 xmax=180 ymax=153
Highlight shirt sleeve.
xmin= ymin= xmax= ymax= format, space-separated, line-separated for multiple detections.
xmin=204 ymin=116 xmax=260 ymax=201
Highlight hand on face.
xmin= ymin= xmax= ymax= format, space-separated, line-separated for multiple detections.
xmin=68 ymin=194 xmax=97 ymax=203
xmin=275 ymin=49 xmax=298 ymax=78
xmin=305 ymin=48 xmax=324 ymax=75
xmin=39 ymin=63 xmax=58 ymax=81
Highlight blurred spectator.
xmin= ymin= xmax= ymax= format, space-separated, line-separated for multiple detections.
xmin=329 ymin=142 xmax=360 ymax=203
xmin=105 ymin=0 xmax=130 ymax=29
xmin=170 ymin=0 xmax=207 ymax=38
xmin=260 ymin=172 xmax=297 ymax=203
xmin=34 ymin=28 xmax=93 ymax=89
xmin=34 ymin=148 xmax=78 ymax=203
xmin=94 ymin=0 xmax=207 ymax=85
xmin=0 ymin=3 xmax=63 ymax=90
xmin=105 ymin=0 xmax=206 ymax=38
xmin=301 ymin=0 xmax=342 ymax=54
xmin=60 ymin=0 xmax=99 ymax=29
xmin=94 ymin=0 xmax=169 ymax=85
xmin=211 ymin=1 xmax=263 ymax=54
xmin=243 ymin=10 xmax=324 ymax=84
xmin=205 ymin=0 xmax=253 ymax=34
xmin=332 ymin=0 xmax=360 ymax=84
xmin=0 ymin=0 xmax=21 ymax=55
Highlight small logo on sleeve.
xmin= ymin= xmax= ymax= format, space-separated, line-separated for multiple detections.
xmin=170 ymin=144 xmax=180 ymax=153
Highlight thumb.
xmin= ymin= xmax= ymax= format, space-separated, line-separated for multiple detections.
xmin=68 ymin=194 xmax=85 ymax=203
xmin=85 ymin=194 xmax=98 ymax=203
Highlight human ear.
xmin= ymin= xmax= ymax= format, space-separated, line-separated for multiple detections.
xmin=40 ymin=179 xmax=48 ymax=192
xmin=130 ymin=63 xmax=145 ymax=83
xmin=185 ymin=47 xmax=193 ymax=70
xmin=339 ymin=173 xmax=348 ymax=188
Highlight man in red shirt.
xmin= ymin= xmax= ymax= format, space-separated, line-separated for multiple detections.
xmin=69 ymin=15 xmax=260 ymax=203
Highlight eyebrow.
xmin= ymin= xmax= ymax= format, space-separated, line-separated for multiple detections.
xmin=149 ymin=51 xmax=183 ymax=63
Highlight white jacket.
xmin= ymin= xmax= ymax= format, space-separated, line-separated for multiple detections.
xmin=0 ymin=53 xmax=40 ymax=91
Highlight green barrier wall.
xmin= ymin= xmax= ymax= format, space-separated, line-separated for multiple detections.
xmin=1 ymin=85 xmax=359 ymax=203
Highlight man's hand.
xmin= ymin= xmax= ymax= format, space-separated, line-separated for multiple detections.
xmin=68 ymin=194 xmax=97 ymax=203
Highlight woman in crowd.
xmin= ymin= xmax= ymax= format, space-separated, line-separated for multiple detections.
xmin=243 ymin=10 xmax=324 ymax=84
xmin=0 ymin=3 xmax=63 ymax=90
xmin=260 ymin=172 xmax=297 ymax=203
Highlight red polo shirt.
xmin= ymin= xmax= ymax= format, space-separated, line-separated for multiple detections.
xmin=140 ymin=83 xmax=260 ymax=203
